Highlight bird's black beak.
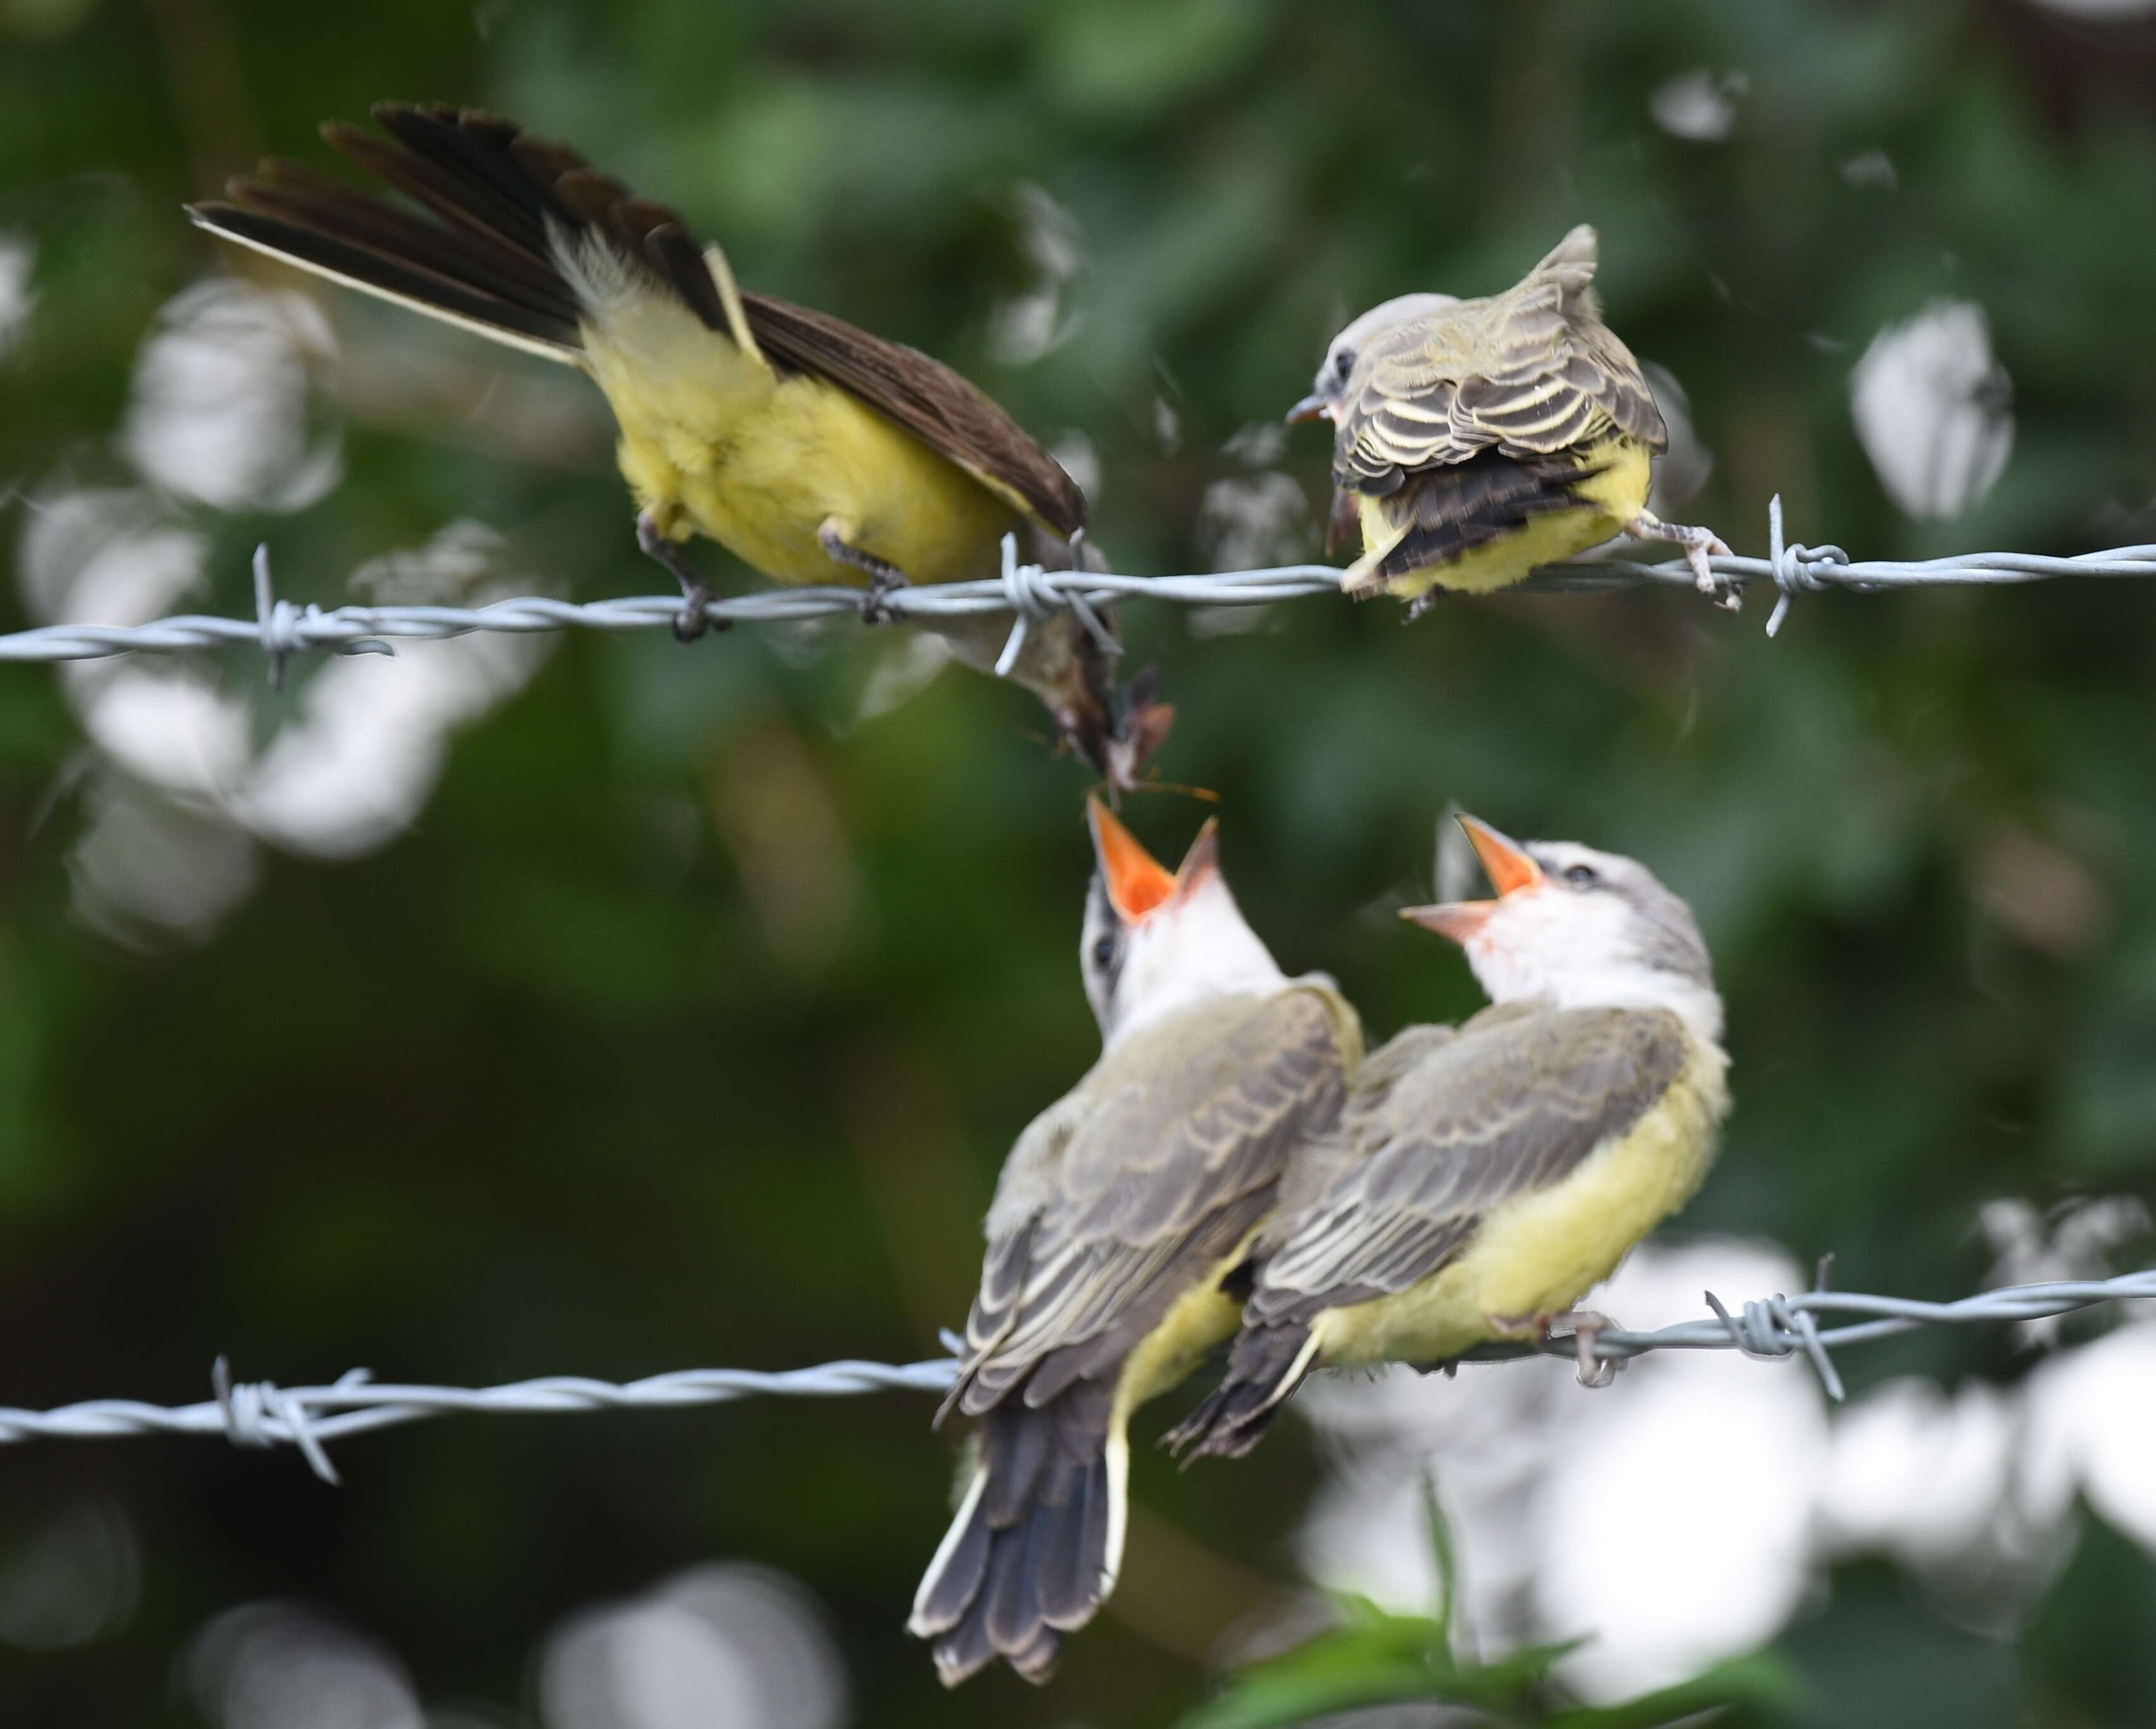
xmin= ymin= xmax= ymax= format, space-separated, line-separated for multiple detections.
xmin=1285 ymin=393 xmax=1330 ymax=425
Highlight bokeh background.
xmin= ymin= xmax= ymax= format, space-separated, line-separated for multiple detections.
xmin=3 ymin=1 xmax=2155 ymax=1725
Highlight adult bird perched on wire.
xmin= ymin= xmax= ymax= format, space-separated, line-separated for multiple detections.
xmin=911 ymin=802 xmax=1359 ymax=1684
xmin=185 ymin=102 xmax=1168 ymax=790
xmin=1168 ymin=814 xmax=1729 ymax=1461
xmin=1290 ymin=226 xmax=1734 ymax=614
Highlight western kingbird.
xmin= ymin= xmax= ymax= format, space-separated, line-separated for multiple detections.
xmin=1290 ymin=228 xmax=1732 ymax=614
xmin=186 ymin=103 xmax=1166 ymax=788
xmin=910 ymin=800 xmax=1359 ymax=1683
xmin=1168 ymin=814 xmax=1728 ymax=1458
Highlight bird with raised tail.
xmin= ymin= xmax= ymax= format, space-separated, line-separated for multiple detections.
xmin=1168 ymin=814 xmax=1729 ymax=1461
xmin=911 ymin=802 xmax=1360 ymax=1684
xmin=185 ymin=102 xmax=1167 ymax=790
xmin=1290 ymin=226 xmax=1734 ymax=614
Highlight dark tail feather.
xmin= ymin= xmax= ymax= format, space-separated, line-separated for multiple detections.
xmin=910 ymin=1397 xmax=1116 ymax=1687
xmin=1164 ymin=1321 xmax=1318 ymax=1461
xmin=1368 ymin=447 xmax=1598 ymax=585
xmin=186 ymin=101 xmax=729 ymax=360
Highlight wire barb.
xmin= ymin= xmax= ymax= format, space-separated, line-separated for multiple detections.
xmin=0 ymin=1270 xmax=2147 ymax=1478
xmin=2 ymin=504 xmax=2152 ymax=676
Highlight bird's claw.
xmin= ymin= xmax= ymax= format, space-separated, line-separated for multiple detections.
xmin=673 ymin=583 xmax=716 ymax=642
xmin=858 ymin=571 xmax=909 ymax=626
xmin=637 ymin=509 xmax=731 ymax=642
xmin=1555 ymin=1309 xmax=1623 ymax=1389
xmin=1688 ymin=537 xmax=1740 ymax=611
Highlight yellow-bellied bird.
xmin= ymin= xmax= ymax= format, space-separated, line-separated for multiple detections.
xmin=1290 ymin=227 xmax=1732 ymax=615
xmin=1168 ymin=815 xmax=1728 ymax=1459
xmin=911 ymin=802 xmax=1359 ymax=1684
xmin=186 ymin=103 xmax=1165 ymax=788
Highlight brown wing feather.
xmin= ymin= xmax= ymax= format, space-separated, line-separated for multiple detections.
xmin=1250 ymin=1007 xmax=1688 ymax=1324
xmin=743 ymin=293 xmax=1085 ymax=536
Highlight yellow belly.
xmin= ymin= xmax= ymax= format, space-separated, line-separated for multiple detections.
xmin=1355 ymin=436 xmax=1654 ymax=599
xmin=1111 ymin=1229 xmax=1268 ymax=1430
xmin=590 ymin=321 xmax=1024 ymax=588
xmin=1313 ymin=1043 xmax=1727 ymax=1367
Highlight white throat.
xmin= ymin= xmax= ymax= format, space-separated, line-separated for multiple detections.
xmin=1465 ymin=917 xmax=1724 ymax=1050
xmin=1104 ymin=882 xmax=1288 ymax=1051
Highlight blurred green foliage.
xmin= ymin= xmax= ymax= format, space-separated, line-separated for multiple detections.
xmin=0 ymin=0 xmax=2154 ymax=1725
xmin=1185 ymin=1484 xmax=1797 ymax=1728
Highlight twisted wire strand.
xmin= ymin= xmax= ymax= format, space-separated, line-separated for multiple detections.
xmin=1 ymin=1270 xmax=2146 ymax=1484
xmin=3 ymin=499 xmax=2151 ymax=678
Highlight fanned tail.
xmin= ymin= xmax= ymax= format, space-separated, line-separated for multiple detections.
xmin=185 ymin=102 xmax=732 ymax=364
xmin=908 ymin=1387 xmax=1121 ymax=1687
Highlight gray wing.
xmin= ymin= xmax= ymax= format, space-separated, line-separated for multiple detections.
xmin=1249 ymin=1005 xmax=1688 ymax=1325
xmin=949 ymin=988 xmax=1350 ymax=1418
xmin=1334 ymin=227 xmax=1667 ymax=498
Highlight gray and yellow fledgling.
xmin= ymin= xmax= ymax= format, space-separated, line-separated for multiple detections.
xmin=185 ymin=103 xmax=1168 ymax=788
xmin=1168 ymin=815 xmax=1729 ymax=1460
xmin=1290 ymin=227 xmax=1733 ymax=613
xmin=911 ymin=802 xmax=1359 ymax=1685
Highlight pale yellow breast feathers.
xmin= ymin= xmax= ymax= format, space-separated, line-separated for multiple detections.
xmin=1315 ymin=1041 xmax=1727 ymax=1366
xmin=582 ymin=269 xmax=1021 ymax=588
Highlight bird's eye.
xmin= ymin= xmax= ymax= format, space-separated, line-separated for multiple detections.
xmin=1334 ymin=348 xmax=1356 ymax=380
xmin=1091 ymin=934 xmax=1118 ymax=970
xmin=1563 ymin=864 xmax=1598 ymax=889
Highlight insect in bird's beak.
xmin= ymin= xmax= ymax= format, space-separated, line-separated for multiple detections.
xmin=1398 ymin=814 xmax=1544 ymax=943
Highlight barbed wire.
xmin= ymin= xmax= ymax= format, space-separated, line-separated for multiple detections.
xmin=1 ymin=1269 xmax=2146 ymax=1485
xmin=3 ymin=500 xmax=2153 ymax=688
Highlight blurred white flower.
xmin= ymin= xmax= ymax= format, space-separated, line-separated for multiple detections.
xmin=1050 ymin=428 xmax=1101 ymax=502
xmin=186 ymin=1602 xmax=423 ymax=1729
xmin=124 ymin=278 xmax=343 ymax=513
xmin=1850 ymin=299 xmax=2014 ymax=520
xmin=1641 ymin=361 xmax=1713 ymax=518
xmin=1197 ymin=473 xmax=1308 ymax=574
xmin=987 ymin=183 xmax=1085 ymax=366
xmin=1649 ymin=71 xmax=1748 ymax=142
xmin=1840 ymin=152 xmax=1899 ymax=191
xmin=1296 ymin=1239 xmax=1823 ymax=1699
xmin=68 ymin=776 xmax=264 ymax=946
xmin=2023 ymin=0 xmax=2156 ymax=16
xmin=540 ymin=1563 xmax=849 ymax=1729
xmin=0 ymin=1498 xmax=139 ymax=1650
xmin=0 ymin=233 xmax=35 ymax=359
xmin=2023 ymin=1322 xmax=2156 ymax=1554
xmin=239 ymin=621 xmax=546 ymax=858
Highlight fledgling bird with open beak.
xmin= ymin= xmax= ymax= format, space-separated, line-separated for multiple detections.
xmin=1168 ymin=814 xmax=1729 ymax=1461
xmin=910 ymin=802 xmax=1361 ymax=1684
xmin=185 ymin=103 xmax=1168 ymax=789
xmin=1290 ymin=226 xmax=1734 ymax=614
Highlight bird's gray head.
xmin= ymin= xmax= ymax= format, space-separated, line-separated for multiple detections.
xmin=1287 ymin=292 xmax=1459 ymax=425
xmin=1401 ymin=814 xmax=1721 ymax=1043
xmin=1080 ymin=802 xmax=1286 ymax=1049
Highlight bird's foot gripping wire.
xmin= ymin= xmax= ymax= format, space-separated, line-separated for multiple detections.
xmin=1625 ymin=512 xmax=1738 ymax=610
xmin=1405 ymin=586 xmax=1450 ymax=623
xmin=1552 ymin=1310 xmax=1623 ymax=1389
xmin=637 ymin=510 xmax=730 ymax=642
xmin=818 ymin=522 xmax=911 ymax=624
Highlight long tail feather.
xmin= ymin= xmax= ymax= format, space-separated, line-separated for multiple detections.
xmin=186 ymin=102 xmax=733 ymax=368
xmin=910 ymin=1391 xmax=1118 ymax=1687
